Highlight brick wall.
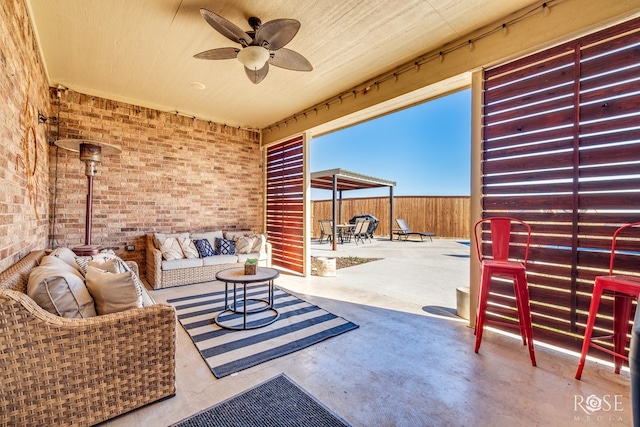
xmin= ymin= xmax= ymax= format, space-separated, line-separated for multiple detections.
xmin=0 ymin=0 xmax=263 ymax=276
xmin=50 ymin=90 xmax=263 ymax=275
xmin=0 ymin=0 xmax=51 ymax=272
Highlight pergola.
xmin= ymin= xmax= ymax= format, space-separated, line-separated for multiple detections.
xmin=310 ymin=168 xmax=396 ymax=250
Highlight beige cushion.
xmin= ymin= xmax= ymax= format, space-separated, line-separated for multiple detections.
xmin=27 ymin=256 xmax=96 ymax=318
xmin=85 ymin=267 xmax=140 ymax=315
xmin=140 ymin=288 xmax=155 ymax=307
xmin=229 ymin=232 xmax=265 ymax=254
xmin=39 ymin=254 xmax=74 ymax=269
xmin=224 ymin=230 xmax=253 ymax=241
xmin=89 ymin=258 xmax=122 ymax=274
xmin=178 ymin=235 xmax=200 ymax=259
xmin=75 ymin=250 xmax=127 ymax=275
xmin=76 ymin=251 xmax=145 ymax=307
xmin=161 ymin=258 xmax=203 ymax=271
xmin=152 ymin=232 xmax=181 ymax=248
xmin=49 ymin=247 xmax=79 ymax=269
xmin=250 ymin=234 xmax=266 ymax=253
xmin=201 ymin=255 xmax=239 ymax=266
xmin=155 ymin=235 xmax=185 ymax=261
xmin=235 ymin=235 xmax=258 ymax=254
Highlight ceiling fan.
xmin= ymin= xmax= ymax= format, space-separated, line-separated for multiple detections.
xmin=194 ymin=8 xmax=313 ymax=84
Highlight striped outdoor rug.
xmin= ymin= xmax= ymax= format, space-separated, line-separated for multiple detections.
xmin=167 ymin=285 xmax=358 ymax=378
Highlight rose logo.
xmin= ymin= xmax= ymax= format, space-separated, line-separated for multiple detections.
xmin=584 ymin=395 xmax=603 ymax=413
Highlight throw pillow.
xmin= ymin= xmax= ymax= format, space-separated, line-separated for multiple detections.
xmin=193 ymin=238 xmax=215 ymax=257
xmin=250 ymin=234 xmax=266 ymax=253
xmin=39 ymin=253 xmax=78 ymax=271
xmin=27 ymin=256 xmax=96 ymax=318
xmin=153 ymin=232 xmax=186 ymax=249
xmin=155 ymin=235 xmax=184 ymax=261
xmin=89 ymin=258 xmax=123 ymax=274
xmin=224 ymin=231 xmax=253 ymax=241
xmin=85 ymin=266 xmax=140 ymax=315
xmin=215 ymin=238 xmax=236 ymax=255
xmin=75 ymin=251 xmax=145 ymax=308
xmin=75 ymin=249 xmax=122 ymax=276
xmin=178 ymin=235 xmax=200 ymax=259
xmin=49 ymin=247 xmax=79 ymax=269
xmin=235 ymin=235 xmax=257 ymax=254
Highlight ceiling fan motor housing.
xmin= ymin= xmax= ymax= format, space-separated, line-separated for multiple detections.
xmin=248 ymin=17 xmax=262 ymax=31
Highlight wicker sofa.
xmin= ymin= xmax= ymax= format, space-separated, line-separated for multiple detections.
xmin=146 ymin=231 xmax=272 ymax=289
xmin=0 ymin=250 xmax=176 ymax=426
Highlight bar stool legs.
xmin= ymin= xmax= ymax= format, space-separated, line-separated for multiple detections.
xmin=575 ymin=277 xmax=640 ymax=380
xmin=474 ymin=265 xmax=536 ymax=366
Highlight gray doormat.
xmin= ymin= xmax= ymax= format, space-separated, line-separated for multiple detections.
xmin=170 ymin=374 xmax=351 ymax=427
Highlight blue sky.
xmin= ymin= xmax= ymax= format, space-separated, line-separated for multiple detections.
xmin=310 ymin=88 xmax=471 ymax=199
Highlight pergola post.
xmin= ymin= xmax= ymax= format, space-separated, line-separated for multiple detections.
xmin=332 ymin=174 xmax=338 ymax=251
xmin=389 ymin=185 xmax=394 ymax=240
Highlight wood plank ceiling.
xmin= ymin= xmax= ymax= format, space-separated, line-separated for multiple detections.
xmin=26 ymin=0 xmax=538 ymax=129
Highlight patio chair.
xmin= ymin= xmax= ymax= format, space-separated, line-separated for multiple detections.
xmin=319 ymin=220 xmax=333 ymax=244
xmin=393 ymin=218 xmax=436 ymax=242
xmin=340 ymin=220 xmax=361 ymax=244
xmin=353 ymin=219 xmax=371 ymax=245
xmin=473 ymin=217 xmax=536 ymax=366
xmin=575 ymin=222 xmax=640 ymax=380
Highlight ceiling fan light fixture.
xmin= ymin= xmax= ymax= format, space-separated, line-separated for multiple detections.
xmin=196 ymin=10 xmax=310 ymax=83
xmin=237 ymin=45 xmax=270 ymax=70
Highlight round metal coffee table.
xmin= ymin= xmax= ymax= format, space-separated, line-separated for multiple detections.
xmin=215 ymin=267 xmax=280 ymax=330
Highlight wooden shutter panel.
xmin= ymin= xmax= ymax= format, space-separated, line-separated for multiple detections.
xmin=482 ymin=17 xmax=640 ymax=356
xmin=266 ymin=136 xmax=304 ymax=274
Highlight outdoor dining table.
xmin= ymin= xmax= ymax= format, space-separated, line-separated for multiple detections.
xmin=335 ymin=224 xmax=355 ymax=243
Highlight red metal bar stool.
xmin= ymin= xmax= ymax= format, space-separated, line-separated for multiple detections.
xmin=575 ymin=222 xmax=640 ymax=380
xmin=474 ymin=217 xmax=536 ymax=366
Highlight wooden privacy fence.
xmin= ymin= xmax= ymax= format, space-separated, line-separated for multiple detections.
xmin=311 ymin=196 xmax=470 ymax=239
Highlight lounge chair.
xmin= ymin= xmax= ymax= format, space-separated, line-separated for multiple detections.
xmin=393 ymin=218 xmax=436 ymax=242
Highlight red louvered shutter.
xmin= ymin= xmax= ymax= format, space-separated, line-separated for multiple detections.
xmin=266 ymin=136 xmax=305 ymax=274
xmin=482 ymin=17 xmax=640 ymax=355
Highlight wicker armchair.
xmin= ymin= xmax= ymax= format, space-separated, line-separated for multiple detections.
xmin=0 ymin=250 xmax=176 ymax=426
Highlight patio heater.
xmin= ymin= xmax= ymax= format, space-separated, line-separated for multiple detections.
xmin=54 ymin=139 xmax=122 ymax=256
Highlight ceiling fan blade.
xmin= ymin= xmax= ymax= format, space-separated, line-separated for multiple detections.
xmin=255 ymin=19 xmax=300 ymax=50
xmin=194 ymin=47 xmax=239 ymax=60
xmin=200 ymin=9 xmax=252 ymax=46
xmin=245 ymin=62 xmax=269 ymax=84
xmin=269 ymin=48 xmax=312 ymax=71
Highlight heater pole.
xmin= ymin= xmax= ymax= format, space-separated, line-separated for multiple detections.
xmin=85 ymin=175 xmax=93 ymax=246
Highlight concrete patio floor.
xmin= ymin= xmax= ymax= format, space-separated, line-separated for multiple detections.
xmin=102 ymin=238 xmax=632 ymax=427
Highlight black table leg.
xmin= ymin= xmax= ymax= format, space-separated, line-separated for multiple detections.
xmin=224 ymin=281 xmax=228 ymax=310
xmin=243 ymin=283 xmax=247 ymax=329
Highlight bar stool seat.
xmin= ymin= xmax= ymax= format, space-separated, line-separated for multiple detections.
xmin=474 ymin=217 xmax=536 ymax=366
xmin=575 ymin=222 xmax=640 ymax=380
